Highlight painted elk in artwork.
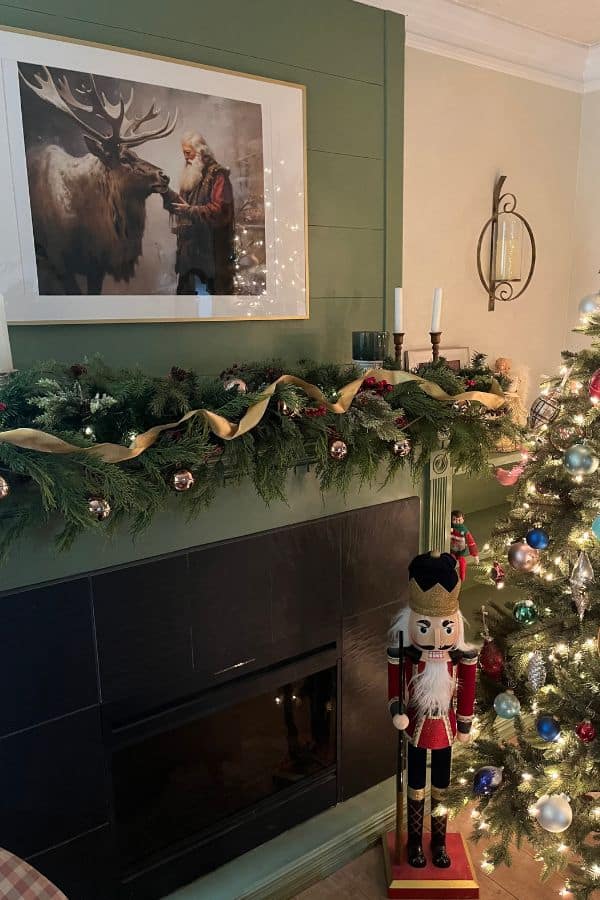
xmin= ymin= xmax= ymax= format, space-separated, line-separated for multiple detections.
xmin=19 ymin=66 xmax=177 ymax=294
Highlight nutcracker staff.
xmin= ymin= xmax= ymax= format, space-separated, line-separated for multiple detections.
xmin=387 ymin=551 xmax=478 ymax=868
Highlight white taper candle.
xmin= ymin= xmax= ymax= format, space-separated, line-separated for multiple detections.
xmin=394 ymin=287 xmax=403 ymax=333
xmin=431 ymin=287 xmax=443 ymax=333
xmin=0 ymin=295 xmax=13 ymax=374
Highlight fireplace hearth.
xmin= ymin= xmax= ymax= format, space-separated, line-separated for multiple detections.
xmin=0 ymin=497 xmax=419 ymax=899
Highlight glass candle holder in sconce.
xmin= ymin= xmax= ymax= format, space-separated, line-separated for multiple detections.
xmin=495 ymin=213 xmax=523 ymax=283
xmin=352 ymin=331 xmax=389 ymax=371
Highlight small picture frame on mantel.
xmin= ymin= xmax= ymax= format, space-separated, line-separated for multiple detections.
xmin=404 ymin=346 xmax=470 ymax=373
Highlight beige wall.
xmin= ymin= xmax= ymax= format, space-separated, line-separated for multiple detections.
xmin=403 ymin=48 xmax=581 ymax=399
xmin=569 ymin=90 xmax=600 ymax=350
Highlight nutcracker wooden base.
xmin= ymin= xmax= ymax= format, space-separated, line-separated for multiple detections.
xmin=382 ymin=831 xmax=479 ymax=899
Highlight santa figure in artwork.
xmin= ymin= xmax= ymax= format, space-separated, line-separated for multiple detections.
xmin=163 ymin=132 xmax=235 ymax=296
xmin=450 ymin=509 xmax=479 ymax=581
xmin=388 ymin=551 xmax=478 ymax=868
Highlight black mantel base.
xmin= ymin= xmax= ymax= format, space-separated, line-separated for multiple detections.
xmin=0 ymin=497 xmax=419 ymax=899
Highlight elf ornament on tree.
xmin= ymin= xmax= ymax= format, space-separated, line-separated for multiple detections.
xmin=386 ymin=552 xmax=478 ymax=876
xmin=450 ymin=509 xmax=479 ymax=581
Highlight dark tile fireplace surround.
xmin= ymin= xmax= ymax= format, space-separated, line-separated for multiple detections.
xmin=0 ymin=497 xmax=419 ymax=899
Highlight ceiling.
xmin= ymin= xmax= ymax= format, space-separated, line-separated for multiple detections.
xmin=449 ymin=0 xmax=600 ymax=46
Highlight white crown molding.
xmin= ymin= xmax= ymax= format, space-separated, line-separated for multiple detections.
xmin=584 ymin=43 xmax=600 ymax=93
xmin=356 ymin=0 xmax=600 ymax=93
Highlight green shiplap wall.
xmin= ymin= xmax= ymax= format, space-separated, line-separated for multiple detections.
xmin=0 ymin=0 xmax=404 ymax=374
xmin=0 ymin=0 xmax=405 ymax=589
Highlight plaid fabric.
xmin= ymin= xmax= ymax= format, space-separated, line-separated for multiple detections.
xmin=0 ymin=849 xmax=67 ymax=900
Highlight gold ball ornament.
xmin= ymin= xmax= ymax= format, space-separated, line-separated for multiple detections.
xmin=172 ymin=469 xmax=195 ymax=492
xmin=88 ymin=497 xmax=111 ymax=521
xmin=329 ymin=439 xmax=348 ymax=461
xmin=0 ymin=475 xmax=9 ymax=499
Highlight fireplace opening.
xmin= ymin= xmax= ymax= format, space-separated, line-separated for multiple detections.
xmin=111 ymin=660 xmax=337 ymax=872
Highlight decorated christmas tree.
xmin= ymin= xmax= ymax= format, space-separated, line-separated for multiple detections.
xmin=447 ymin=303 xmax=600 ymax=899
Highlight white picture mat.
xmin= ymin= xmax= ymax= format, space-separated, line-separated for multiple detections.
xmin=0 ymin=28 xmax=308 ymax=323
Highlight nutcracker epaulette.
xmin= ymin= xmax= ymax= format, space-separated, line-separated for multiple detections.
xmin=450 ymin=648 xmax=478 ymax=664
xmin=387 ymin=645 xmax=400 ymax=663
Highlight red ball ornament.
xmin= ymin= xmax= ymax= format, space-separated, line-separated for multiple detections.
xmin=479 ymin=637 xmax=505 ymax=679
xmin=575 ymin=719 xmax=597 ymax=743
xmin=589 ymin=368 xmax=600 ymax=402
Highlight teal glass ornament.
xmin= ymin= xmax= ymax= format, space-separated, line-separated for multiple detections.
xmin=513 ymin=598 xmax=539 ymax=626
xmin=563 ymin=443 xmax=599 ymax=476
xmin=526 ymin=527 xmax=549 ymax=550
xmin=592 ymin=516 xmax=600 ymax=541
xmin=494 ymin=689 xmax=521 ymax=719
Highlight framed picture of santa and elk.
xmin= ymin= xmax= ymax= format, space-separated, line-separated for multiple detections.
xmin=0 ymin=28 xmax=308 ymax=323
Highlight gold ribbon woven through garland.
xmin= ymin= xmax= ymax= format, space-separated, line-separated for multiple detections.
xmin=0 ymin=369 xmax=506 ymax=464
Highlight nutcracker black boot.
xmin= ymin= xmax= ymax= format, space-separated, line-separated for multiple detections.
xmin=430 ymin=787 xmax=451 ymax=868
xmin=407 ymin=790 xmax=427 ymax=867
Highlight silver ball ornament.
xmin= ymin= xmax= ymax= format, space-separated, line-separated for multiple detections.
xmin=578 ymin=292 xmax=600 ymax=319
xmin=172 ymin=469 xmax=195 ymax=492
xmin=224 ymin=377 xmax=248 ymax=393
xmin=507 ymin=540 xmax=540 ymax=572
xmin=88 ymin=497 xmax=111 ymax=521
xmin=534 ymin=794 xmax=573 ymax=833
xmin=0 ymin=475 xmax=9 ymax=500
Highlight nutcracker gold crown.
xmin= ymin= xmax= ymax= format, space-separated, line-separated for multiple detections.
xmin=408 ymin=580 xmax=461 ymax=617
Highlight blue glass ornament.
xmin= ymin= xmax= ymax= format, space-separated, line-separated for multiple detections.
xmin=493 ymin=690 xmax=521 ymax=719
xmin=473 ymin=765 xmax=503 ymax=797
xmin=526 ymin=527 xmax=549 ymax=550
xmin=536 ymin=714 xmax=561 ymax=742
xmin=592 ymin=516 xmax=600 ymax=541
xmin=563 ymin=443 xmax=599 ymax=476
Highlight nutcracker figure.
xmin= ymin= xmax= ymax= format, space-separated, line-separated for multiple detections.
xmin=387 ymin=551 xmax=478 ymax=868
xmin=450 ymin=509 xmax=479 ymax=581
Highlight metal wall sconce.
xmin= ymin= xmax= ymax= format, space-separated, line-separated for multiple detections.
xmin=477 ymin=174 xmax=536 ymax=311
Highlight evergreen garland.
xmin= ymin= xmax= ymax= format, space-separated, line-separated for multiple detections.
xmin=0 ymin=356 xmax=517 ymax=561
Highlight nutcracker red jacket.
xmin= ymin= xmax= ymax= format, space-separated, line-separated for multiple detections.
xmin=387 ymin=645 xmax=478 ymax=749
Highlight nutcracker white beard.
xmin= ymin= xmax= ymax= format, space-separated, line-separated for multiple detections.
xmin=410 ymin=660 xmax=454 ymax=717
